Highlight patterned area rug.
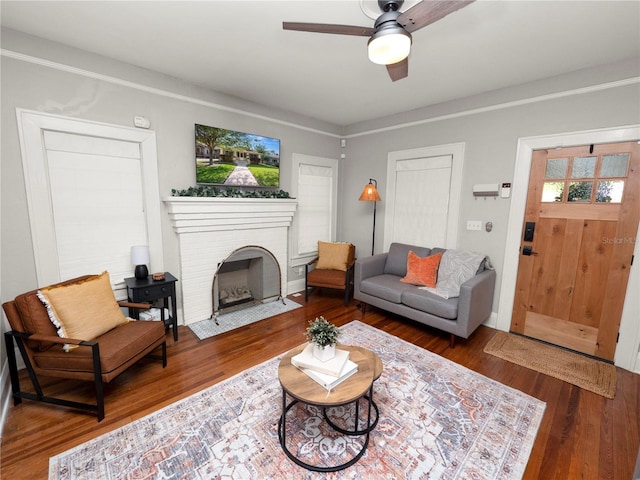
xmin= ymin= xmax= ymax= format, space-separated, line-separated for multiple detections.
xmin=188 ymin=297 xmax=302 ymax=340
xmin=49 ymin=321 xmax=545 ymax=479
xmin=484 ymin=330 xmax=617 ymax=399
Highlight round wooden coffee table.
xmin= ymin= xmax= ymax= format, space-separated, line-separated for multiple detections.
xmin=277 ymin=344 xmax=383 ymax=472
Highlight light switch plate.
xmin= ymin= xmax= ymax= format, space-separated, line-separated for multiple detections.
xmin=467 ymin=220 xmax=482 ymax=231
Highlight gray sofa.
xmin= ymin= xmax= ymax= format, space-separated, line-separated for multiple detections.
xmin=354 ymin=242 xmax=496 ymax=346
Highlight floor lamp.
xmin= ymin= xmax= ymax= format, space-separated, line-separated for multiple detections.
xmin=359 ymin=179 xmax=382 ymax=256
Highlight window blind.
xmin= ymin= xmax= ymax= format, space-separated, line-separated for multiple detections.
xmin=45 ymin=131 xmax=148 ymax=291
xmin=296 ymin=163 xmax=333 ymax=256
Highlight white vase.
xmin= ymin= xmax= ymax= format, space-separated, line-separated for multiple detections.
xmin=313 ymin=343 xmax=336 ymax=362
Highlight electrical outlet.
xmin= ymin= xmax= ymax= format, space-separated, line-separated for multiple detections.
xmin=297 ymin=266 xmax=304 ymax=275
xmin=467 ymin=220 xmax=482 ymax=231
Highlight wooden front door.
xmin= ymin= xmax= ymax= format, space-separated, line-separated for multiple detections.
xmin=511 ymin=141 xmax=640 ymax=361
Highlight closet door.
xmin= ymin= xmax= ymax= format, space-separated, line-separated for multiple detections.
xmin=384 ymin=144 xmax=464 ymax=251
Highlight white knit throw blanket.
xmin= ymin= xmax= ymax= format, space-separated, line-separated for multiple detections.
xmin=420 ymin=249 xmax=488 ymax=299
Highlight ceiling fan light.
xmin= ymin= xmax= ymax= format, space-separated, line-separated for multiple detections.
xmin=368 ymin=29 xmax=411 ymax=65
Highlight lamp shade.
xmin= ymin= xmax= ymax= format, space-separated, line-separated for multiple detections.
xmin=367 ymin=28 xmax=411 ymax=65
xmin=359 ymin=181 xmax=381 ymax=202
xmin=130 ymin=245 xmax=150 ymax=266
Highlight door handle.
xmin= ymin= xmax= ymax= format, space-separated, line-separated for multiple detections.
xmin=522 ymin=245 xmax=539 ymax=256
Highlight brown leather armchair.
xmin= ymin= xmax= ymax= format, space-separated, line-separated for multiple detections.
xmin=2 ymin=274 xmax=167 ymax=421
xmin=305 ymin=242 xmax=356 ymax=307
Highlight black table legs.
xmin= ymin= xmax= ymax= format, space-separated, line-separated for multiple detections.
xmin=277 ymin=386 xmax=379 ymax=472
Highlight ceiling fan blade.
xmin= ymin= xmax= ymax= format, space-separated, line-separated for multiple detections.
xmin=386 ymin=58 xmax=408 ymax=82
xmin=397 ymin=0 xmax=475 ymax=33
xmin=283 ymin=22 xmax=374 ymax=37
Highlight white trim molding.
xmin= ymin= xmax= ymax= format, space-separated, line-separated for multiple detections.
xmin=345 ymin=77 xmax=640 ymax=138
xmin=1 ymin=49 xmax=340 ymax=139
xmin=16 ymin=108 xmax=164 ymax=287
xmin=3 ymin=49 xmax=638 ymax=141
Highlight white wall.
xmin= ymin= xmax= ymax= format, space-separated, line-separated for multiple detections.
xmin=0 ymin=29 xmax=342 ymax=434
xmin=1 ymin=27 xmax=639 ymax=433
xmin=339 ymin=60 xmax=639 ymax=328
xmin=0 ymin=30 xmax=341 ymax=289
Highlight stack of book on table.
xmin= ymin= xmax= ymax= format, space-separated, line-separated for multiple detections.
xmin=291 ymin=344 xmax=358 ymax=391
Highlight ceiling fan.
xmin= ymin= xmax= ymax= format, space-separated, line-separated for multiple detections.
xmin=283 ymin=0 xmax=474 ymax=81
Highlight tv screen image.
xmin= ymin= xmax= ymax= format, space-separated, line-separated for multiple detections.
xmin=195 ymin=124 xmax=280 ymax=188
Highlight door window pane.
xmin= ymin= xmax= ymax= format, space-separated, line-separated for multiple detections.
xmin=567 ymin=182 xmax=593 ymax=202
xmin=571 ymin=156 xmax=597 ymax=178
xmin=596 ymin=180 xmax=624 ymax=203
xmin=545 ymin=158 xmax=568 ymax=179
xmin=542 ymin=182 xmax=564 ymax=202
xmin=600 ymin=154 xmax=629 ymax=177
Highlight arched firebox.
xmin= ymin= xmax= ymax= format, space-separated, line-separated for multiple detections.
xmin=211 ymin=245 xmax=283 ymax=321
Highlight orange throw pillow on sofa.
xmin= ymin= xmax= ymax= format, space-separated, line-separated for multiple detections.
xmin=400 ymin=251 xmax=442 ymax=287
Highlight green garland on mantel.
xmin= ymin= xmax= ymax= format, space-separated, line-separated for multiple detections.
xmin=171 ymin=186 xmax=291 ymax=198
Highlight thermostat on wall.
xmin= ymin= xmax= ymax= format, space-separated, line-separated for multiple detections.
xmin=501 ymin=182 xmax=511 ymax=198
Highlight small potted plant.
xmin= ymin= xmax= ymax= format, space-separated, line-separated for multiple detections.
xmin=305 ymin=316 xmax=341 ymax=362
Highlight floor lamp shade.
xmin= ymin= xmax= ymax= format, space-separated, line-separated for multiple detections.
xmin=358 ymin=179 xmax=381 ymax=255
xmin=358 ymin=180 xmax=381 ymax=202
xmin=131 ymin=245 xmax=150 ymax=279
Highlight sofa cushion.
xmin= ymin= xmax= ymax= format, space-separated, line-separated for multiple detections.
xmin=359 ymin=274 xmax=415 ymax=303
xmin=401 ymin=288 xmax=459 ymax=320
xmin=384 ymin=243 xmax=431 ymax=277
xmin=401 ymin=251 xmax=442 ymax=287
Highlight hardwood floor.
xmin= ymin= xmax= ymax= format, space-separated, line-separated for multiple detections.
xmin=2 ymin=293 xmax=639 ymax=479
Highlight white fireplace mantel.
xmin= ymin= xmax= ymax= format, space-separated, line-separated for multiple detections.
xmin=163 ymin=196 xmax=297 ymax=325
xmin=164 ymin=196 xmax=298 ymax=234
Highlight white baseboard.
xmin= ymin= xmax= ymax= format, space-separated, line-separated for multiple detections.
xmin=1 ymin=359 xmax=12 ymax=439
xmin=287 ymin=279 xmax=306 ymax=296
xmin=1 ymin=344 xmax=27 ymax=439
xmin=483 ymin=312 xmax=499 ymax=330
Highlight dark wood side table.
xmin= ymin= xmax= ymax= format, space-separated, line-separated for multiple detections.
xmin=124 ymin=272 xmax=178 ymax=341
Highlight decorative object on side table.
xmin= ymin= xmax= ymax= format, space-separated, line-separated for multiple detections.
xmin=305 ymin=316 xmax=341 ymax=362
xmin=130 ymin=245 xmax=150 ymax=279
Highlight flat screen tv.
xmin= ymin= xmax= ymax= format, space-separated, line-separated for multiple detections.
xmin=195 ymin=123 xmax=280 ymax=188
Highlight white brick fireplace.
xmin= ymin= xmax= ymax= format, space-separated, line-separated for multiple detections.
xmin=164 ymin=197 xmax=297 ymax=325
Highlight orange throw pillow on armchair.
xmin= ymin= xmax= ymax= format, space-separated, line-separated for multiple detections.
xmin=400 ymin=251 xmax=442 ymax=287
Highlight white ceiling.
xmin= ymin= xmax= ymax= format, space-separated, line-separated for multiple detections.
xmin=2 ymin=0 xmax=639 ymax=126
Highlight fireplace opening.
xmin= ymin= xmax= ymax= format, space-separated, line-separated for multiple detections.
xmin=212 ymin=246 xmax=282 ymax=320
xmin=217 ymin=258 xmax=256 ymax=309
